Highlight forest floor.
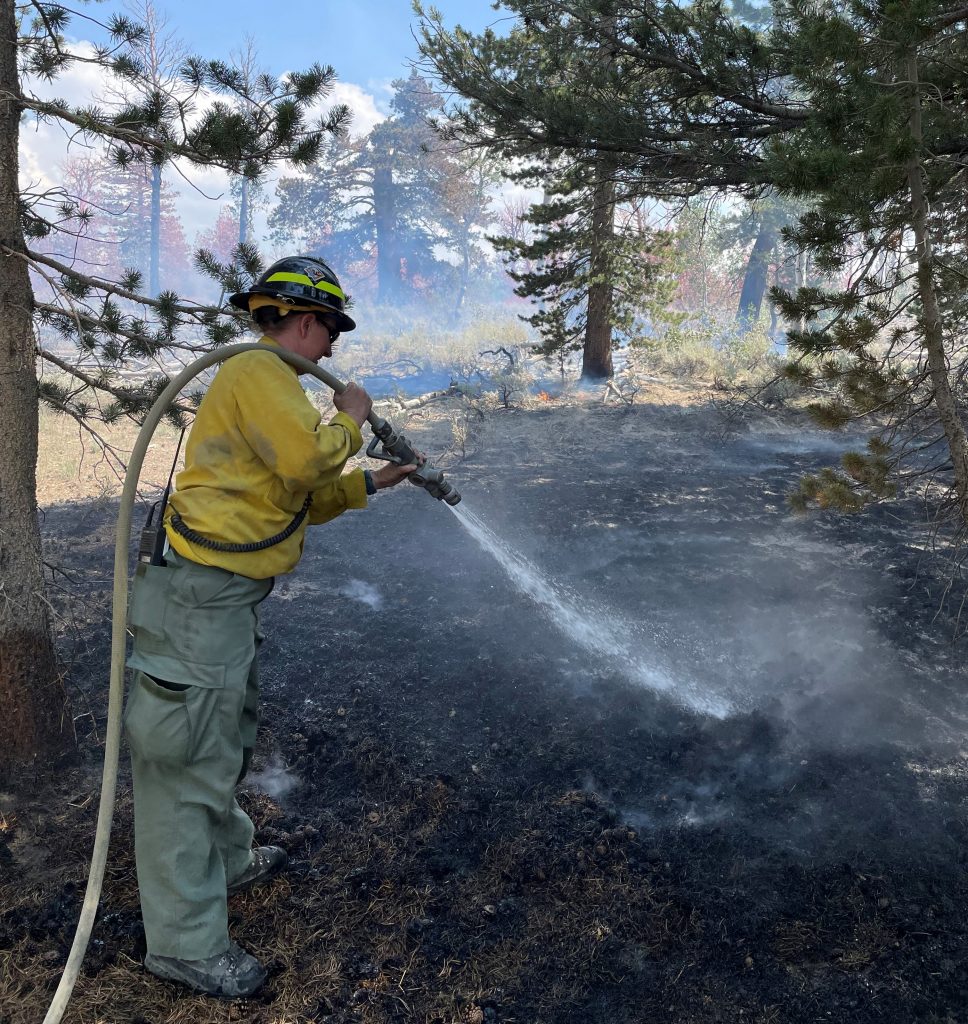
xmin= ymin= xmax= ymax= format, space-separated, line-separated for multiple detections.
xmin=2 ymin=376 xmax=967 ymax=1024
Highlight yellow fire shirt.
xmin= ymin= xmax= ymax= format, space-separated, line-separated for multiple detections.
xmin=164 ymin=337 xmax=367 ymax=578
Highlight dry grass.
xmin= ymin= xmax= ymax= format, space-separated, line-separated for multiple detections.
xmin=36 ymin=405 xmax=188 ymax=508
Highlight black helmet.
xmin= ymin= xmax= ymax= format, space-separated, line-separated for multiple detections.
xmin=230 ymin=255 xmax=356 ymax=333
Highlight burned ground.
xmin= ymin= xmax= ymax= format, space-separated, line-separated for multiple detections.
xmin=2 ymin=389 xmax=967 ymax=1024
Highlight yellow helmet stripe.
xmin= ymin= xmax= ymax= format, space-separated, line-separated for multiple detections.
xmin=266 ymin=271 xmax=345 ymax=302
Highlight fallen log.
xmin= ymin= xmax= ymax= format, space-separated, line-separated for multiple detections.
xmin=373 ymin=384 xmax=460 ymax=412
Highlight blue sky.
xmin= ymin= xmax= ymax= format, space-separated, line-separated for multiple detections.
xmin=118 ymin=0 xmax=500 ymax=106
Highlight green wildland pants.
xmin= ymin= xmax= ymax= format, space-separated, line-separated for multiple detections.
xmin=124 ymin=550 xmax=274 ymax=959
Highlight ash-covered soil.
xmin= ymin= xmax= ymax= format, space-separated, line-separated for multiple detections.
xmin=2 ymin=388 xmax=967 ymax=1024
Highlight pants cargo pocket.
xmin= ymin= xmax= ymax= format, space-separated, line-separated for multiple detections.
xmin=164 ymin=568 xmax=238 ymax=659
xmin=184 ymin=682 xmax=229 ymax=764
xmin=124 ymin=672 xmax=190 ymax=766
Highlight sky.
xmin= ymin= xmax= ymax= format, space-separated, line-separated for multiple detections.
xmin=158 ymin=0 xmax=502 ymax=98
xmin=76 ymin=0 xmax=503 ymax=122
xmin=19 ymin=0 xmax=509 ymax=272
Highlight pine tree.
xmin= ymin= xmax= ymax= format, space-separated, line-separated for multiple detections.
xmin=492 ymin=156 xmax=675 ymax=379
xmin=1 ymin=0 xmax=350 ymax=772
xmin=419 ymin=0 xmax=968 ymax=525
xmin=417 ymin=3 xmax=737 ymax=379
xmin=271 ymin=72 xmax=496 ymax=308
xmin=768 ymin=1 xmax=968 ymax=519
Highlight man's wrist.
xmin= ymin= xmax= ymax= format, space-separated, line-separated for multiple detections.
xmin=363 ymin=469 xmax=378 ymax=495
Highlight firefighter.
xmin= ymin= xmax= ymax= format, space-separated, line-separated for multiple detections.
xmin=124 ymin=256 xmax=415 ymax=997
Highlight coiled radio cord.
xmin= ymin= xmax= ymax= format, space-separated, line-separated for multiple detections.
xmin=168 ymin=493 xmax=312 ymax=553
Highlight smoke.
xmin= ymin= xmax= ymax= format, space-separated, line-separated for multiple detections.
xmin=247 ymin=752 xmax=297 ymax=801
xmin=694 ymin=520 xmax=961 ymax=750
xmin=339 ymin=579 xmax=384 ymax=611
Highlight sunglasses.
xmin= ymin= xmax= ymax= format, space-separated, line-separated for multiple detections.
xmin=313 ymin=313 xmax=340 ymax=342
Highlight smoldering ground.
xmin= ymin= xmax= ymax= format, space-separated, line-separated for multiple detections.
xmin=255 ymin=399 xmax=966 ymax=1019
xmin=4 ymin=394 xmax=968 ymax=1024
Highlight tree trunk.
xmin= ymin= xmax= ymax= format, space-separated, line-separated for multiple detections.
xmin=906 ymin=51 xmax=968 ymax=519
xmin=0 ymin=0 xmax=72 ymax=774
xmin=581 ymin=173 xmax=615 ymax=381
xmin=452 ymin=222 xmax=470 ymax=321
xmin=149 ymin=162 xmax=161 ymax=296
xmin=373 ymin=161 xmax=401 ymax=304
xmin=737 ymin=221 xmax=777 ymax=332
xmin=239 ymin=176 xmax=249 ymax=245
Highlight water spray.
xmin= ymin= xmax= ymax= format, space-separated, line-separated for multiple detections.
xmin=41 ymin=342 xmax=458 ymax=1024
xmin=446 ymin=504 xmax=734 ymax=719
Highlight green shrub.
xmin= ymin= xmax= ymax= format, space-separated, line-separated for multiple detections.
xmin=633 ymin=317 xmax=781 ymax=383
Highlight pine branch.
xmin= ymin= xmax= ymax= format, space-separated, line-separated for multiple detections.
xmin=36 ymin=387 xmax=130 ymax=476
xmin=39 ymin=346 xmax=195 ymax=417
xmin=15 ymin=90 xmax=329 ymax=174
xmin=27 ymin=1 xmax=64 ymax=57
xmin=933 ymin=5 xmax=968 ymax=31
xmin=34 ymin=301 xmax=209 ymax=357
xmin=566 ymin=7 xmax=810 ymax=124
xmin=18 ymin=247 xmax=235 ymax=320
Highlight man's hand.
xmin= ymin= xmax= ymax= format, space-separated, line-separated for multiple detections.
xmin=333 ymin=382 xmax=372 ymax=427
xmin=372 ymin=462 xmax=418 ymax=490
xmin=372 ymin=449 xmax=428 ymax=490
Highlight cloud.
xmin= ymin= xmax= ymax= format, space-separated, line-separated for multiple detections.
xmin=328 ymin=81 xmax=385 ymax=138
xmin=18 ymin=40 xmax=385 ymax=248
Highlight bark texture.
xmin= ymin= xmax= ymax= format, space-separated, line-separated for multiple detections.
xmin=0 ymin=0 xmax=71 ymax=772
xmin=737 ymin=222 xmax=777 ymax=331
xmin=581 ymin=174 xmax=616 ymax=381
xmin=906 ymin=52 xmax=968 ymax=517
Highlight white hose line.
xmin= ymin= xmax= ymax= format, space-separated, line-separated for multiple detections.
xmin=43 ymin=343 xmax=349 ymax=1024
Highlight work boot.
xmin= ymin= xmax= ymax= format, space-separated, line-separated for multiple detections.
xmin=227 ymin=845 xmax=288 ymax=892
xmin=144 ymin=941 xmax=266 ymax=998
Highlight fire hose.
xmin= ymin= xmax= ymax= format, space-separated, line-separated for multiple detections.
xmin=42 ymin=342 xmax=459 ymax=1024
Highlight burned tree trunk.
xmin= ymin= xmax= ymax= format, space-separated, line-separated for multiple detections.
xmin=0 ymin=2 xmax=72 ymax=773
xmin=581 ymin=173 xmax=615 ymax=382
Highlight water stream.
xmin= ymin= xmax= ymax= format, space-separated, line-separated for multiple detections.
xmin=448 ymin=503 xmax=733 ymax=718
